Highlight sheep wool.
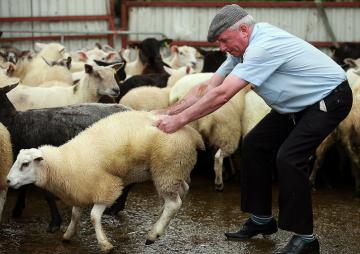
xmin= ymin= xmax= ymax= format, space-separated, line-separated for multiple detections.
xmin=0 ymin=123 xmax=13 ymax=223
xmin=8 ymin=110 xmax=204 ymax=252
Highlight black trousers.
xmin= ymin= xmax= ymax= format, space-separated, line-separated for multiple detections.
xmin=240 ymin=80 xmax=353 ymax=234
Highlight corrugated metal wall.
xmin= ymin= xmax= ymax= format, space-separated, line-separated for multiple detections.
xmin=0 ymin=0 xmax=111 ymax=51
xmin=1 ymin=1 xmax=359 ymax=53
xmin=127 ymin=6 xmax=360 ymax=43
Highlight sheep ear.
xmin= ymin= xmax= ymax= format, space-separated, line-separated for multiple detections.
xmin=6 ymin=63 xmax=16 ymax=76
xmin=163 ymin=66 xmax=173 ymax=75
xmin=111 ymin=62 xmax=124 ymax=72
xmin=30 ymin=149 xmax=43 ymax=161
xmin=106 ymin=52 xmax=116 ymax=60
xmin=84 ymin=64 xmax=93 ymax=74
xmin=95 ymin=42 xmax=102 ymax=49
xmin=344 ymin=58 xmax=356 ymax=68
xmin=161 ymin=38 xmax=173 ymax=48
xmin=66 ymin=57 xmax=72 ymax=69
xmin=171 ymin=45 xmax=178 ymax=53
xmin=19 ymin=50 xmax=31 ymax=58
xmin=78 ymin=51 xmax=88 ymax=61
xmin=59 ymin=47 xmax=65 ymax=54
xmin=195 ymin=47 xmax=207 ymax=56
xmin=3 ymin=81 xmax=19 ymax=93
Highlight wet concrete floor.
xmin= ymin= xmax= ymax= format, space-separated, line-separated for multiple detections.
xmin=0 ymin=175 xmax=359 ymax=254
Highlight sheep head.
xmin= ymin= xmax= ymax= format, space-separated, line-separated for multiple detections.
xmin=7 ymin=148 xmax=44 ymax=189
xmin=85 ymin=64 xmax=123 ymax=98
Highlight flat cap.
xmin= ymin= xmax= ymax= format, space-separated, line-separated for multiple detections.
xmin=207 ymin=4 xmax=248 ymax=42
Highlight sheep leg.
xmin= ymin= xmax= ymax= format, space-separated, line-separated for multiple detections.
xmin=178 ymin=180 xmax=189 ymax=200
xmin=309 ymin=133 xmax=336 ymax=187
xmin=90 ymin=204 xmax=113 ymax=252
xmin=146 ymin=194 xmax=182 ymax=245
xmin=214 ymin=149 xmax=224 ymax=191
xmin=104 ymin=183 xmax=135 ymax=215
xmin=63 ymin=206 xmax=82 ymax=241
xmin=0 ymin=188 xmax=7 ymax=223
xmin=350 ymin=162 xmax=360 ymax=197
xmin=43 ymin=190 xmax=62 ymax=232
xmin=12 ymin=185 xmax=28 ymax=218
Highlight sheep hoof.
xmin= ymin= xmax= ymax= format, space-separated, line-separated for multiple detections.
xmin=47 ymin=224 xmax=61 ymax=233
xmin=214 ymin=183 xmax=224 ymax=192
xmin=100 ymin=243 xmax=114 ymax=253
xmin=145 ymin=239 xmax=155 ymax=245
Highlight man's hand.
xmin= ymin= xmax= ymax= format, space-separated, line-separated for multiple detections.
xmin=153 ymin=114 xmax=185 ymax=133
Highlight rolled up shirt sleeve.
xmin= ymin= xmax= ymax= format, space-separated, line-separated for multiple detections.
xmin=216 ymin=55 xmax=242 ymax=77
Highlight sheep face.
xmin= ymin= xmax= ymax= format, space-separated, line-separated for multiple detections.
xmin=85 ymin=64 xmax=122 ymax=98
xmin=174 ymin=46 xmax=198 ymax=69
xmin=7 ymin=148 xmax=43 ymax=189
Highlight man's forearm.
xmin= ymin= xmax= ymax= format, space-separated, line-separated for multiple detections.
xmin=167 ymin=83 xmax=208 ymax=115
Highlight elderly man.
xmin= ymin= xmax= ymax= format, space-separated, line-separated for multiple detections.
xmin=154 ymin=4 xmax=352 ymax=254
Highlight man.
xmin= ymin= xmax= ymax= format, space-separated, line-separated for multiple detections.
xmin=154 ymin=4 xmax=352 ymax=254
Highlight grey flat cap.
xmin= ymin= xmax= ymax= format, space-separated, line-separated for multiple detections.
xmin=207 ymin=4 xmax=248 ymax=42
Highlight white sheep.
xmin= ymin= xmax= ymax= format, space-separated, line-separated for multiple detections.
xmin=169 ymin=76 xmax=251 ymax=190
xmin=21 ymin=43 xmax=72 ymax=86
xmin=7 ymin=110 xmax=204 ymax=252
xmin=120 ymin=86 xmax=171 ymax=111
xmin=169 ymin=72 xmax=214 ymax=104
xmin=164 ymin=45 xmax=199 ymax=70
xmin=124 ymin=48 xmax=144 ymax=77
xmin=119 ymin=66 xmax=194 ymax=111
xmin=7 ymin=63 xmax=122 ymax=111
xmin=189 ymin=89 xmax=247 ymax=190
xmin=344 ymin=58 xmax=360 ymax=87
xmin=241 ymin=90 xmax=271 ymax=137
xmin=0 ymin=122 xmax=13 ymax=223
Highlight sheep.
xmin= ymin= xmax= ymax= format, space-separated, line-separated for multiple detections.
xmin=7 ymin=110 xmax=205 ymax=252
xmin=310 ymin=78 xmax=360 ymax=190
xmin=169 ymin=72 xmax=214 ymax=105
xmin=195 ymin=47 xmax=227 ymax=73
xmin=7 ymin=63 xmax=122 ymax=111
xmin=118 ymin=66 xmax=194 ymax=108
xmin=120 ymin=86 xmax=171 ymax=111
xmin=343 ymin=58 xmax=360 ymax=87
xmin=164 ymin=45 xmax=199 ymax=70
xmin=189 ymin=90 xmax=247 ymax=191
xmin=0 ymin=79 xmax=131 ymax=231
xmin=169 ymin=76 xmax=249 ymax=190
xmin=125 ymin=38 xmax=172 ymax=77
xmin=241 ymin=90 xmax=271 ymax=137
xmin=331 ymin=43 xmax=360 ymax=67
xmin=0 ymin=45 xmax=30 ymax=65
xmin=0 ymin=122 xmax=13 ymax=223
xmin=311 ymin=79 xmax=360 ymax=195
xmin=335 ymin=79 xmax=360 ymax=195
xmin=21 ymin=43 xmax=71 ymax=85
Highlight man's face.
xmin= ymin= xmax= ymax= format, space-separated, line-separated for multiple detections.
xmin=217 ymin=24 xmax=251 ymax=57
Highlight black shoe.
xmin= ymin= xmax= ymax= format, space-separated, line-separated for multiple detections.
xmin=224 ymin=218 xmax=278 ymax=240
xmin=273 ymin=235 xmax=320 ymax=254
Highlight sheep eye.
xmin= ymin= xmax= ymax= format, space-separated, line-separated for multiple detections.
xmin=20 ymin=162 xmax=29 ymax=171
xmin=179 ymin=52 xmax=184 ymax=55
